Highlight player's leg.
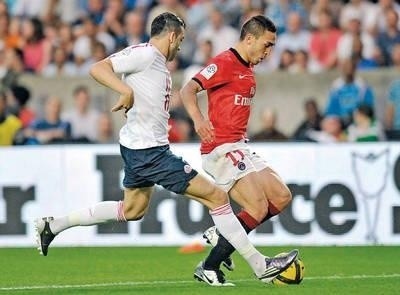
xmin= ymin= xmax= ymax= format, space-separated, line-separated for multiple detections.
xmin=34 ymin=187 xmax=153 ymax=256
xmin=203 ymin=167 xmax=292 ymax=271
xmin=184 ymin=174 xmax=297 ymax=284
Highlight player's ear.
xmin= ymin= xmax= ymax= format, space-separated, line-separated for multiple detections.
xmin=169 ymin=31 xmax=176 ymax=44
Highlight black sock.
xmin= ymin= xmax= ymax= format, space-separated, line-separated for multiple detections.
xmin=203 ymin=217 xmax=253 ymax=270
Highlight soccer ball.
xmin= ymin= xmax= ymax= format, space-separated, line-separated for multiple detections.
xmin=271 ymin=254 xmax=305 ymax=285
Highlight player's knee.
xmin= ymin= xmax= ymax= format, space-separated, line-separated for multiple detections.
xmin=209 ymin=186 xmax=229 ymax=207
xmin=277 ymin=186 xmax=292 ymax=209
xmin=249 ymin=203 xmax=269 ymax=222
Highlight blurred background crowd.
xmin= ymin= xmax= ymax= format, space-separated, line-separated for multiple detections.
xmin=0 ymin=0 xmax=399 ymax=146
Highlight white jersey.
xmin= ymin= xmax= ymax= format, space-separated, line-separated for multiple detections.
xmin=109 ymin=43 xmax=171 ymax=149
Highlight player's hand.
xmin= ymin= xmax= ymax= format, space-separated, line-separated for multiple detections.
xmin=195 ymin=119 xmax=215 ymax=143
xmin=111 ymin=91 xmax=134 ymax=117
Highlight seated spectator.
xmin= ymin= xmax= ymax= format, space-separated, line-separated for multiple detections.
xmin=20 ymin=18 xmax=51 ymax=74
xmin=0 ymin=47 xmax=24 ymax=90
xmin=42 ymin=46 xmax=77 ymax=77
xmin=292 ymin=98 xmax=324 ymax=141
xmin=306 ymin=115 xmax=345 ymax=143
xmin=168 ymin=89 xmax=195 ymax=143
xmin=346 ymin=104 xmax=385 ymax=142
xmin=352 ymin=34 xmax=379 ymax=70
xmin=250 ymin=107 xmax=288 ymax=142
xmin=268 ymin=11 xmax=310 ymax=70
xmin=0 ymin=90 xmax=22 ymax=146
xmin=288 ymin=50 xmax=309 ymax=73
xmin=9 ymin=84 xmax=35 ymax=128
xmin=278 ymin=49 xmax=294 ymax=71
xmin=24 ymin=96 xmax=71 ymax=144
xmin=309 ymin=0 xmax=342 ymax=29
xmin=62 ymin=85 xmax=100 ymax=143
xmin=385 ymin=79 xmax=400 ymax=140
xmin=100 ymin=0 xmax=126 ymax=49
xmin=325 ymin=58 xmax=375 ymax=127
xmin=96 ymin=112 xmax=115 ymax=143
xmin=376 ymin=8 xmax=400 ymax=66
xmin=309 ymin=9 xmax=342 ymax=72
xmin=122 ymin=10 xmax=149 ymax=47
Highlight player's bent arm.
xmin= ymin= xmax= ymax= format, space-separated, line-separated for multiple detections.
xmin=90 ymin=58 xmax=133 ymax=97
xmin=180 ymin=79 xmax=205 ymax=124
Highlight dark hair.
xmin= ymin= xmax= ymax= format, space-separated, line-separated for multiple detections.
xmin=357 ymin=104 xmax=374 ymax=119
xmin=150 ymin=12 xmax=185 ymax=38
xmin=28 ymin=18 xmax=45 ymax=43
xmin=11 ymin=85 xmax=30 ymax=106
xmin=240 ymin=15 xmax=276 ymax=40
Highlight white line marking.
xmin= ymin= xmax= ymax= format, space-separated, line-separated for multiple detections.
xmin=1 ymin=274 xmax=400 ymax=291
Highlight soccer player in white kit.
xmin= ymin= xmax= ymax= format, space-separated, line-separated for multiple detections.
xmin=34 ymin=12 xmax=297 ymax=285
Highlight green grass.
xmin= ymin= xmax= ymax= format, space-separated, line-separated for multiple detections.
xmin=1 ymin=246 xmax=399 ymax=294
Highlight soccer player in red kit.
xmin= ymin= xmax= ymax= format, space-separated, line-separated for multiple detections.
xmin=181 ymin=15 xmax=296 ymax=285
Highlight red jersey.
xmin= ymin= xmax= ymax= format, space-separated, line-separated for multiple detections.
xmin=193 ymin=48 xmax=256 ymax=154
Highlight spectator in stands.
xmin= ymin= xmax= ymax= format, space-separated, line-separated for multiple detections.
xmin=24 ymin=96 xmax=71 ymax=145
xmin=42 ymin=0 xmax=82 ymax=25
xmin=346 ymin=104 xmax=385 ymax=142
xmin=78 ymin=41 xmax=108 ymax=75
xmin=376 ymin=8 xmax=400 ymax=66
xmin=268 ymin=11 xmax=310 ymax=70
xmin=168 ymin=89 xmax=195 ymax=143
xmin=195 ymin=7 xmax=239 ymax=58
xmin=42 ymin=46 xmax=77 ymax=77
xmin=391 ymin=43 xmax=400 ymax=68
xmin=292 ymin=98 xmax=324 ymax=141
xmin=306 ymin=115 xmax=345 ymax=143
xmin=265 ymin=0 xmax=308 ymax=35
xmin=309 ymin=0 xmax=342 ymax=29
xmin=122 ymin=10 xmax=149 ymax=47
xmin=62 ymin=85 xmax=100 ymax=143
xmin=352 ymin=34 xmax=379 ymax=70
xmin=100 ymin=0 xmax=126 ymax=49
xmin=250 ymin=107 xmax=288 ymax=142
xmin=96 ymin=112 xmax=116 ymax=143
xmin=21 ymin=17 xmax=51 ymax=74
xmin=11 ymin=0 xmax=43 ymax=19
xmin=385 ymin=79 xmax=400 ymax=140
xmin=56 ymin=23 xmax=75 ymax=61
xmin=8 ymin=84 xmax=35 ymax=128
xmin=278 ymin=49 xmax=294 ymax=71
xmin=309 ymin=9 xmax=342 ymax=72
xmin=337 ymin=10 xmax=378 ymax=64
xmin=82 ymin=0 xmax=105 ymax=25
xmin=0 ymin=47 xmax=23 ymax=90
xmin=325 ymin=58 xmax=375 ymax=128
xmin=288 ymin=49 xmax=309 ymax=73
xmin=339 ymin=0 xmax=376 ymax=34
xmin=0 ymin=90 xmax=22 ymax=146
xmin=73 ymin=17 xmax=115 ymax=71
xmin=367 ymin=0 xmax=400 ymax=36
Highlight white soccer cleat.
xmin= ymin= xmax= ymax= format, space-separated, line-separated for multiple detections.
xmin=34 ymin=217 xmax=56 ymax=256
xmin=257 ymin=249 xmax=299 ymax=283
xmin=203 ymin=226 xmax=235 ymax=271
xmin=193 ymin=261 xmax=235 ymax=287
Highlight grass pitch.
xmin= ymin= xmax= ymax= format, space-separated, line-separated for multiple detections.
xmin=0 ymin=246 xmax=399 ymax=294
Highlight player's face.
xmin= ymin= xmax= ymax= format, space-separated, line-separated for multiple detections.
xmin=248 ymin=31 xmax=276 ymax=65
xmin=167 ymin=28 xmax=185 ymax=61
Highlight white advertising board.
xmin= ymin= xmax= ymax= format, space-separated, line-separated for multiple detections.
xmin=0 ymin=143 xmax=399 ymax=246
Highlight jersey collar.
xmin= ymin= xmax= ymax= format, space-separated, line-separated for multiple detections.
xmin=229 ymin=48 xmax=250 ymax=67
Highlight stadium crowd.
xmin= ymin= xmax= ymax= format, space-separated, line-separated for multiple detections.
xmin=0 ymin=0 xmax=399 ymax=145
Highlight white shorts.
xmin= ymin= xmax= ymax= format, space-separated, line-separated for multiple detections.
xmin=201 ymin=141 xmax=268 ymax=192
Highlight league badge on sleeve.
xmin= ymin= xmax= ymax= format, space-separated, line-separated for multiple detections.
xmin=200 ymin=64 xmax=217 ymax=80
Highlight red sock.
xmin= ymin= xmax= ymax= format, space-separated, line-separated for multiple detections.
xmin=261 ymin=203 xmax=280 ymax=223
xmin=237 ymin=210 xmax=259 ymax=233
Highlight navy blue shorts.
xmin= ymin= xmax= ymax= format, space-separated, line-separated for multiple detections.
xmin=120 ymin=144 xmax=198 ymax=194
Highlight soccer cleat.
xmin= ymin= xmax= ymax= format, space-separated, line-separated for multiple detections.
xmin=257 ymin=249 xmax=299 ymax=283
xmin=193 ymin=261 xmax=235 ymax=286
xmin=203 ymin=226 xmax=235 ymax=271
xmin=34 ymin=217 xmax=56 ymax=256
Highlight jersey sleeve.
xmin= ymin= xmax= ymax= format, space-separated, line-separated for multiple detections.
xmin=193 ymin=58 xmax=231 ymax=90
xmin=109 ymin=45 xmax=154 ymax=74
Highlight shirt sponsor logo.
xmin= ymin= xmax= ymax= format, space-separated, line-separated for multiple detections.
xmin=234 ymin=94 xmax=253 ymax=106
xmin=200 ymin=64 xmax=217 ymax=80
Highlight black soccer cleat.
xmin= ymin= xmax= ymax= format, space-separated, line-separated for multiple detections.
xmin=34 ymin=217 xmax=56 ymax=256
xmin=203 ymin=226 xmax=235 ymax=271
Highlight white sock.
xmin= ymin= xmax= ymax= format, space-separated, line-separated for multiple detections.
xmin=49 ymin=201 xmax=126 ymax=234
xmin=210 ymin=203 xmax=266 ymax=276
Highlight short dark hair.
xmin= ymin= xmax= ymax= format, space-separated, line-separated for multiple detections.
xmin=150 ymin=12 xmax=185 ymax=38
xmin=240 ymin=15 xmax=276 ymax=40
xmin=73 ymin=85 xmax=89 ymax=96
